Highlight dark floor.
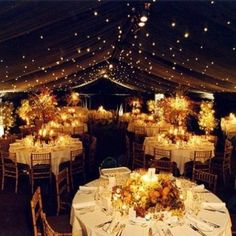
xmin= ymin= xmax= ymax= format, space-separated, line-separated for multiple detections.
xmin=0 ymin=123 xmax=236 ymax=235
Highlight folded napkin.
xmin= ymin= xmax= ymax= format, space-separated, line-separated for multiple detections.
xmin=186 ymin=213 xmax=213 ymax=232
xmin=191 ymin=184 xmax=205 ymax=191
xmin=73 ymin=201 xmax=95 ymax=209
xmin=201 ymin=202 xmax=226 ymax=210
xmin=79 ymin=186 xmax=98 ymax=191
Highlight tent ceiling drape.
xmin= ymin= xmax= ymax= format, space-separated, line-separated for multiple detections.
xmin=0 ymin=1 xmax=235 ymax=93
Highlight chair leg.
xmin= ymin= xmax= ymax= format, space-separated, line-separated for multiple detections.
xmin=15 ymin=175 xmax=18 ymax=194
xmin=1 ymin=174 xmax=4 ymax=191
xmin=70 ymin=173 xmax=74 ymax=190
xmin=83 ymin=172 xmax=86 ymax=184
xmin=223 ymin=168 xmax=226 ymax=184
xmin=31 ymin=177 xmax=34 ymax=194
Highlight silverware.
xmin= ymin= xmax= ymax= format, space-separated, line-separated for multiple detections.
xmin=102 ymin=219 xmax=113 ymax=233
xmin=96 ymin=220 xmax=112 ymax=228
xmin=201 ymin=219 xmax=220 ymax=228
xmin=111 ymin=222 xmax=120 ymax=234
xmin=189 ymin=224 xmax=207 ymax=236
xmin=116 ymin=224 xmax=125 ymax=236
xmin=204 ymin=208 xmax=225 ymax=213
xmin=166 ymin=228 xmax=174 ymax=236
xmin=148 ymin=227 xmax=153 ymax=236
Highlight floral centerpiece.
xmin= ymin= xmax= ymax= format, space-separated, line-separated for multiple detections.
xmin=112 ymin=170 xmax=184 ymax=217
xmin=198 ymin=101 xmax=217 ymax=135
xmin=158 ymin=94 xmax=195 ymax=127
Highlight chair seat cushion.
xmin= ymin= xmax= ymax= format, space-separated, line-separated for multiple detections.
xmin=47 ymin=215 xmax=72 ymax=233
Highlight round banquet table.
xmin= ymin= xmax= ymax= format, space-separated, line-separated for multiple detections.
xmin=143 ymin=137 xmax=215 ymax=175
xmin=70 ymin=178 xmax=232 ymax=236
xmin=127 ymin=122 xmax=172 ymax=136
xmin=9 ymin=139 xmax=83 ymax=175
xmin=221 ymin=118 xmax=236 ymax=137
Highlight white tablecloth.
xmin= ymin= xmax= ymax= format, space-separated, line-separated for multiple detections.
xmin=128 ymin=122 xmax=172 ymax=136
xmin=143 ymin=137 xmax=214 ymax=175
xmin=52 ymin=124 xmax=88 ymax=135
xmin=9 ymin=140 xmax=83 ymax=175
xmin=70 ymin=179 xmax=232 ymax=236
xmin=221 ymin=118 xmax=236 ymax=137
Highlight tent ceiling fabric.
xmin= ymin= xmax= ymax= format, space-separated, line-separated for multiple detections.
xmin=0 ymin=1 xmax=235 ymax=94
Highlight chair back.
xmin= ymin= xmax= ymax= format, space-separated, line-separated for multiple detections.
xmin=89 ymin=136 xmax=97 ymax=165
xmin=125 ymin=135 xmax=131 ymax=166
xmin=223 ymin=144 xmax=233 ymax=165
xmin=150 ymin=159 xmax=173 ymax=173
xmin=31 ymin=153 xmax=52 ymax=179
xmin=193 ymin=169 xmax=217 ymax=193
xmin=2 ymin=152 xmax=17 ymax=177
xmin=134 ymin=126 xmax=145 ymax=135
xmin=193 ymin=150 xmax=212 ymax=171
xmin=31 ymin=187 xmax=43 ymax=236
xmin=73 ymin=125 xmax=84 ymax=135
xmin=56 ymin=168 xmax=70 ymax=215
xmin=154 ymin=148 xmax=171 ymax=160
xmin=132 ymin=142 xmax=145 ymax=169
xmin=70 ymin=149 xmax=85 ymax=174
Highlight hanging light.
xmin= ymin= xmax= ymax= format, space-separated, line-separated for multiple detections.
xmin=138 ymin=21 xmax=145 ymax=27
xmin=140 ymin=11 xmax=148 ymax=22
xmin=0 ymin=99 xmax=4 ymax=137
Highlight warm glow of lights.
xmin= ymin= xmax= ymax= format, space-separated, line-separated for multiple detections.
xmin=198 ymin=101 xmax=217 ymax=134
xmin=98 ymin=105 xmax=105 ymax=112
xmin=140 ymin=15 xmax=148 ymax=23
xmin=0 ymin=116 xmax=4 ymax=137
xmin=170 ymin=95 xmax=189 ymax=111
xmin=138 ymin=22 xmax=145 ymax=27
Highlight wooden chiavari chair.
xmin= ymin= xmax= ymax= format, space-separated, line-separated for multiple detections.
xmin=1 ymin=152 xmax=20 ymax=193
xmin=192 ymin=169 xmax=217 ymax=193
xmin=153 ymin=148 xmax=172 ymax=160
xmin=212 ymin=139 xmax=233 ymax=183
xmin=31 ymin=187 xmax=43 ymax=236
xmin=132 ymin=142 xmax=146 ymax=169
xmin=193 ymin=150 xmax=212 ymax=173
xmin=70 ymin=149 xmax=85 ymax=189
xmin=149 ymin=159 xmax=174 ymax=174
xmin=30 ymin=153 xmax=52 ymax=193
xmin=56 ymin=168 xmax=71 ymax=216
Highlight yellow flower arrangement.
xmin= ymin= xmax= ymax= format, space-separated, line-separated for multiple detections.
xmin=112 ymin=170 xmax=184 ymax=217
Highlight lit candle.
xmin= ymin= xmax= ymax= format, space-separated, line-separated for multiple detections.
xmin=174 ymin=128 xmax=177 ymax=136
xmin=49 ymin=130 xmax=54 ymax=136
xmin=42 ymin=129 xmax=47 ymax=137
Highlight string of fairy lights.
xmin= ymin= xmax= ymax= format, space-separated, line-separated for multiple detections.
xmin=0 ymin=1 xmax=235 ymax=94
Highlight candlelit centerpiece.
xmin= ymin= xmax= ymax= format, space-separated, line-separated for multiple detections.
xmin=166 ymin=126 xmax=190 ymax=144
xmin=112 ymin=169 xmax=184 ymax=217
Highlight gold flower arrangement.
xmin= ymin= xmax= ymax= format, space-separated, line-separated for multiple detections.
xmin=198 ymin=101 xmax=217 ymax=134
xmin=112 ymin=170 xmax=184 ymax=217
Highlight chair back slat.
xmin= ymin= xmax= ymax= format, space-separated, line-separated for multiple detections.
xmin=193 ymin=170 xmax=217 ymax=193
xmin=30 ymin=153 xmax=52 ymax=193
xmin=70 ymin=149 xmax=85 ymax=189
xmin=154 ymin=148 xmax=172 ymax=160
xmin=193 ymin=150 xmax=212 ymax=172
xmin=132 ymin=142 xmax=145 ymax=169
xmin=150 ymin=159 xmax=173 ymax=173
xmin=31 ymin=187 xmax=43 ymax=236
xmin=56 ymin=168 xmax=70 ymax=215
